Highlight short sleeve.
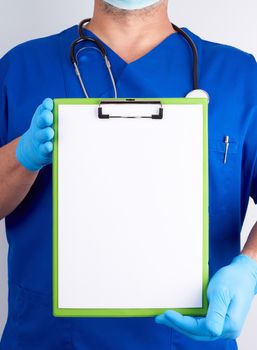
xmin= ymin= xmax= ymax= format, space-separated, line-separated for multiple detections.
xmin=251 ymin=157 xmax=257 ymax=204
xmin=248 ymin=108 xmax=257 ymax=204
xmin=244 ymin=54 xmax=257 ymax=204
xmin=0 ymin=55 xmax=9 ymax=148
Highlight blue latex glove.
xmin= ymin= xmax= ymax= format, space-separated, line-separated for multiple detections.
xmin=155 ymin=254 xmax=257 ymax=341
xmin=16 ymin=98 xmax=54 ymax=172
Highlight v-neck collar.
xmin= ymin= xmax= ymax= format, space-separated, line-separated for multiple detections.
xmin=80 ymin=25 xmax=189 ymax=66
xmin=81 ymin=28 xmax=183 ymax=66
xmin=59 ymin=24 xmax=202 ymax=98
xmin=63 ymin=24 xmax=199 ymax=68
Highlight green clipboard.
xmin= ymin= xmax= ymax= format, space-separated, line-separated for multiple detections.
xmin=53 ymin=98 xmax=209 ymax=318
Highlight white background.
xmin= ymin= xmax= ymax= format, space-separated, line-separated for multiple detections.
xmin=0 ymin=0 xmax=256 ymax=348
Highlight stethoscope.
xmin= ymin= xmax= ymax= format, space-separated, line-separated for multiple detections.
xmin=70 ymin=18 xmax=209 ymax=100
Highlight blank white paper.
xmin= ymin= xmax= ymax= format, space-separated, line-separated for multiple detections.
xmin=57 ymin=102 xmax=204 ymax=309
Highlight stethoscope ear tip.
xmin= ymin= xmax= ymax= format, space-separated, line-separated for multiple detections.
xmin=186 ymin=89 xmax=210 ymax=102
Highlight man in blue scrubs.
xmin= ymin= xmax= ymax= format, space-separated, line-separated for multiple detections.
xmin=0 ymin=0 xmax=257 ymax=349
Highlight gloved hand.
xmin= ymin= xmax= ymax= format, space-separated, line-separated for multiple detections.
xmin=16 ymin=98 xmax=54 ymax=172
xmin=155 ymin=254 xmax=257 ymax=341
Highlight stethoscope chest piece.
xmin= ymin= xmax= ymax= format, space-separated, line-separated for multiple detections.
xmin=186 ymin=89 xmax=210 ymax=102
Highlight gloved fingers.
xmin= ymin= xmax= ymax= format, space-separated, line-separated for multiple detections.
xmin=160 ymin=310 xmax=204 ymax=334
xmin=155 ymin=312 xmax=217 ymax=341
xmin=221 ymin=295 xmax=251 ymax=339
xmin=32 ymin=98 xmax=53 ymax=120
xmin=39 ymin=141 xmax=53 ymax=156
xmin=35 ymin=109 xmax=54 ymax=129
xmin=36 ymin=127 xmax=55 ymax=143
xmin=205 ymin=287 xmax=231 ymax=337
xmin=42 ymin=98 xmax=54 ymax=111
xmin=31 ymin=98 xmax=53 ymax=129
xmin=155 ymin=314 xmax=200 ymax=340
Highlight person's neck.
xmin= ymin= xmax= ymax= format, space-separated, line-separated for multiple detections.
xmin=85 ymin=0 xmax=175 ymax=63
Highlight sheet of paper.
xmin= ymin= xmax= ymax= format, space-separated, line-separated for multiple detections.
xmin=56 ymin=103 xmax=204 ymax=310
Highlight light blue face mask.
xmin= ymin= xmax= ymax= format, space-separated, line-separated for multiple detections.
xmin=104 ymin=0 xmax=161 ymax=10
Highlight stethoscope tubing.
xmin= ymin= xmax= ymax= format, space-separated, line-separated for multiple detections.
xmin=70 ymin=18 xmax=200 ymax=98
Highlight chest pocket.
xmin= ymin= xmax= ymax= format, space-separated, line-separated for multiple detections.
xmin=208 ymin=137 xmax=240 ymax=215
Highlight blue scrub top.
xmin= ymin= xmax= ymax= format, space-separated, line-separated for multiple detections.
xmin=0 ymin=24 xmax=256 ymax=350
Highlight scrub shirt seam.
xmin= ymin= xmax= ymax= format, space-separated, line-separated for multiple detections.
xmin=169 ymin=329 xmax=174 ymax=350
xmin=58 ymin=32 xmax=69 ymax=98
xmin=66 ymin=318 xmax=75 ymax=350
xmin=98 ymin=65 xmax=128 ymax=98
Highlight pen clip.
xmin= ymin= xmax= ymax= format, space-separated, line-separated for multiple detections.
xmin=223 ymin=136 xmax=229 ymax=164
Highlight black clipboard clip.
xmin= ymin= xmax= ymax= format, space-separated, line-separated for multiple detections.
xmin=98 ymin=99 xmax=163 ymax=119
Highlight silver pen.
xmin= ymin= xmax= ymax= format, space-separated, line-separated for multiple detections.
xmin=223 ymin=136 xmax=230 ymax=164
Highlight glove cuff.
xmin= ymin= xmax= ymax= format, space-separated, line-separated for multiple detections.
xmin=232 ymin=254 xmax=257 ymax=295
